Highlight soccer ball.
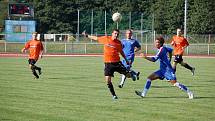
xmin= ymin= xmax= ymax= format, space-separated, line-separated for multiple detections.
xmin=112 ymin=12 xmax=122 ymax=22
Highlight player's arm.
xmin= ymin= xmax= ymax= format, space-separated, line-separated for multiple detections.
xmin=182 ymin=38 xmax=189 ymax=50
xmin=168 ymin=51 xmax=172 ymax=62
xmin=21 ymin=42 xmax=30 ymax=53
xmin=82 ymin=31 xmax=98 ymax=41
xmin=40 ymin=43 xmax=44 ymax=59
xmin=167 ymin=47 xmax=173 ymax=62
xmin=140 ymin=53 xmax=157 ymax=62
xmin=134 ymin=46 xmax=141 ymax=53
xmin=170 ymin=38 xmax=176 ymax=47
xmin=134 ymin=41 xmax=141 ymax=53
xmin=120 ymin=50 xmax=130 ymax=65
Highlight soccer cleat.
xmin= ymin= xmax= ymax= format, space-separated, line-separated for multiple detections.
xmin=118 ymin=84 xmax=123 ymax=88
xmin=131 ymin=74 xmax=136 ymax=81
xmin=112 ymin=95 xmax=118 ymax=100
xmin=187 ymin=91 xmax=194 ymax=99
xmin=135 ymin=90 xmax=144 ymax=98
xmin=38 ymin=68 xmax=42 ymax=75
xmin=191 ymin=67 xmax=195 ymax=76
xmin=136 ymin=72 xmax=140 ymax=80
xmin=34 ymin=76 xmax=39 ymax=79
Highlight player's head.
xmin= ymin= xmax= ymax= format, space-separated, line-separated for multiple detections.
xmin=155 ymin=36 xmax=165 ymax=49
xmin=112 ymin=29 xmax=120 ymax=40
xmin=32 ymin=32 xmax=38 ymax=40
xmin=176 ymin=28 xmax=182 ymax=36
xmin=125 ymin=29 xmax=133 ymax=39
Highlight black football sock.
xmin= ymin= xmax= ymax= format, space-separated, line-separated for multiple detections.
xmin=107 ymin=83 xmax=116 ymax=96
xmin=31 ymin=66 xmax=39 ymax=78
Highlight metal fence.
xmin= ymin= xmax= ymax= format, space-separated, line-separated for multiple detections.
xmin=0 ymin=32 xmax=215 ymax=55
xmin=0 ymin=41 xmax=214 ymax=55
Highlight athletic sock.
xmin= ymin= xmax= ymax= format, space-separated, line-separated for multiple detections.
xmin=107 ymin=83 xmax=116 ymax=96
xmin=184 ymin=63 xmax=193 ymax=71
xmin=119 ymin=75 xmax=126 ymax=85
xmin=143 ymin=79 xmax=151 ymax=95
xmin=174 ymin=82 xmax=188 ymax=92
xmin=130 ymin=69 xmax=137 ymax=75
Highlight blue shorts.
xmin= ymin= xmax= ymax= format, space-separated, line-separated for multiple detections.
xmin=154 ymin=69 xmax=176 ymax=81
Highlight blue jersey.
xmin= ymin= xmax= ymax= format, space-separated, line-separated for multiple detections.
xmin=122 ymin=38 xmax=141 ymax=60
xmin=151 ymin=46 xmax=176 ymax=80
xmin=121 ymin=38 xmax=141 ymax=69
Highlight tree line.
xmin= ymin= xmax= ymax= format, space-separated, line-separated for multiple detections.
xmin=0 ymin=0 xmax=215 ymax=34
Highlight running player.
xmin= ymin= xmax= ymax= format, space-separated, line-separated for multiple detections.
xmin=82 ymin=29 xmax=134 ymax=100
xmin=171 ymin=28 xmax=195 ymax=75
xmin=21 ymin=32 xmax=43 ymax=79
xmin=135 ymin=36 xmax=194 ymax=99
xmin=118 ymin=29 xmax=141 ymax=88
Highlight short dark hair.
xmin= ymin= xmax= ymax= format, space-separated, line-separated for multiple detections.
xmin=113 ymin=29 xmax=120 ymax=33
xmin=156 ymin=36 xmax=165 ymax=46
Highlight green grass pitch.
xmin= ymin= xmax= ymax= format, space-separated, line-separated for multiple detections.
xmin=0 ymin=56 xmax=215 ymax=121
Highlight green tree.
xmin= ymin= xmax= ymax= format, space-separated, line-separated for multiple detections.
xmin=188 ymin=0 xmax=215 ymax=34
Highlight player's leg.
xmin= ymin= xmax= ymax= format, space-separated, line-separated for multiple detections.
xmin=104 ymin=63 xmax=118 ymax=99
xmin=170 ymin=80 xmax=194 ymax=99
xmin=119 ymin=74 xmax=126 ymax=88
xmin=118 ymin=60 xmax=128 ymax=88
xmin=173 ymin=55 xmax=181 ymax=73
xmin=166 ymin=70 xmax=194 ymax=99
xmin=106 ymin=76 xmax=118 ymax=99
xmin=180 ymin=61 xmax=195 ymax=75
xmin=135 ymin=71 xmax=160 ymax=98
xmin=117 ymin=61 xmax=136 ymax=81
xmin=34 ymin=65 xmax=42 ymax=75
xmin=28 ymin=59 xmax=39 ymax=79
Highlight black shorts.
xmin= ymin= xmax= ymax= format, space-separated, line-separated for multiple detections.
xmin=28 ymin=59 xmax=37 ymax=65
xmin=174 ymin=55 xmax=183 ymax=63
xmin=104 ymin=61 xmax=129 ymax=77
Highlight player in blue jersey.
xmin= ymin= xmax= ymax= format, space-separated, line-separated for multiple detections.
xmin=118 ymin=29 xmax=141 ymax=88
xmin=135 ymin=36 xmax=194 ymax=99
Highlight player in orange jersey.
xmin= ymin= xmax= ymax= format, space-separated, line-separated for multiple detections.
xmin=21 ymin=32 xmax=44 ymax=79
xmin=82 ymin=29 xmax=134 ymax=100
xmin=171 ymin=28 xmax=195 ymax=75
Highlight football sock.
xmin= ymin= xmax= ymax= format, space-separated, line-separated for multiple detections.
xmin=107 ymin=83 xmax=116 ymax=96
xmin=31 ymin=66 xmax=39 ymax=78
xmin=130 ymin=69 xmax=137 ymax=75
xmin=174 ymin=82 xmax=188 ymax=92
xmin=120 ymin=75 xmax=126 ymax=85
xmin=183 ymin=63 xmax=193 ymax=71
xmin=143 ymin=79 xmax=151 ymax=94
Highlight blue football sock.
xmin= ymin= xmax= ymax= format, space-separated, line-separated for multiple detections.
xmin=143 ymin=79 xmax=151 ymax=92
xmin=174 ymin=82 xmax=188 ymax=92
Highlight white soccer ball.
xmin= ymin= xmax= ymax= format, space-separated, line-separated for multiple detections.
xmin=112 ymin=12 xmax=122 ymax=22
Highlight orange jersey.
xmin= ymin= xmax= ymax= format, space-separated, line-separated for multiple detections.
xmin=24 ymin=39 xmax=43 ymax=60
xmin=171 ymin=35 xmax=189 ymax=55
xmin=97 ymin=36 xmax=123 ymax=63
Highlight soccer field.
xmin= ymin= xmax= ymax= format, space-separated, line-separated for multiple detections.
xmin=0 ymin=57 xmax=215 ymax=121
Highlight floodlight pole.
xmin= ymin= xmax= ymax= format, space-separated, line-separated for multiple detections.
xmin=141 ymin=13 xmax=143 ymax=43
xmin=77 ymin=9 xmax=80 ymax=42
xmin=184 ymin=0 xmax=187 ymax=38
xmin=105 ymin=10 xmax=107 ymax=35
xmin=91 ymin=10 xmax=93 ymax=42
